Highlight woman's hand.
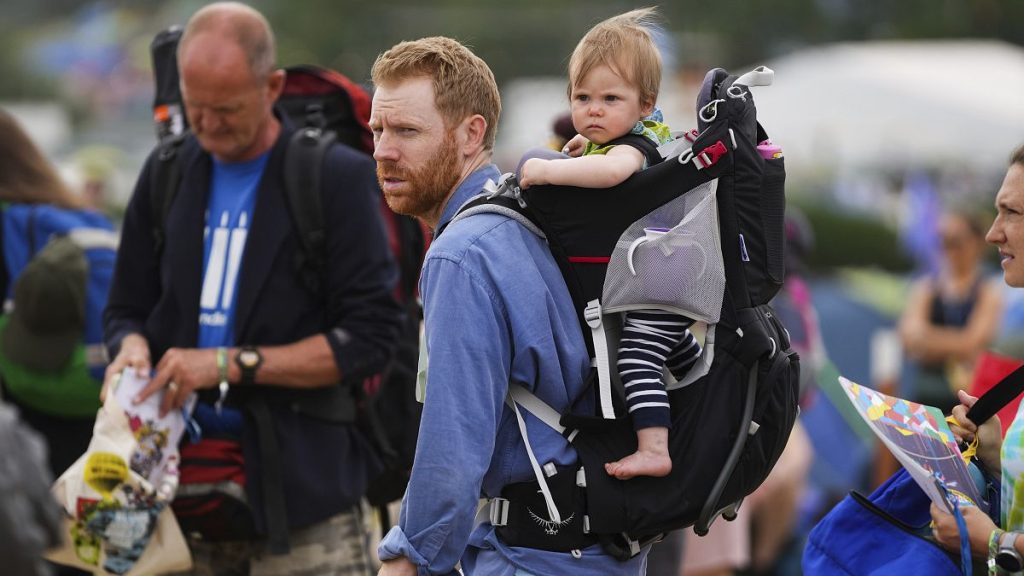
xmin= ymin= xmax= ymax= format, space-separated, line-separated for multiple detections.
xmin=930 ymin=501 xmax=998 ymax=557
xmin=950 ymin=389 xmax=1003 ymax=473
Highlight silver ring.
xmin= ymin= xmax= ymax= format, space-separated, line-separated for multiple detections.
xmin=167 ymin=381 xmax=179 ymax=393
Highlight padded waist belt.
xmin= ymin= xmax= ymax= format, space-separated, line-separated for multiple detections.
xmin=489 ymin=465 xmax=598 ymax=553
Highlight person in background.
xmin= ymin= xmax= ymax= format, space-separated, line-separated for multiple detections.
xmin=0 ymin=109 xmax=87 ymax=210
xmin=0 ymin=401 xmax=63 ymax=576
xmin=899 ymin=207 xmax=1002 ymax=412
xmin=0 ymin=108 xmax=96 ymax=476
xmin=545 ymin=112 xmax=577 ymax=153
xmin=371 ymin=35 xmax=648 ymax=575
xmin=73 ymin=145 xmax=121 ymax=214
xmin=932 ymin=145 xmax=1024 ymax=569
xmin=102 ymin=2 xmax=401 ymax=573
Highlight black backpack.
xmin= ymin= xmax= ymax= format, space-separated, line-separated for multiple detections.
xmin=148 ymin=28 xmax=425 ymax=532
xmin=450 ymin=66 xmax=799 ymax=559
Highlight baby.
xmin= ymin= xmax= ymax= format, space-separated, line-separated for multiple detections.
xmin=520 ymin=7 xmax=701 ymax=480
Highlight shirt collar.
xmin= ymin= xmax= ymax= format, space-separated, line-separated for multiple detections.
xmin=434 ymin=163 xmax=502 ymax=234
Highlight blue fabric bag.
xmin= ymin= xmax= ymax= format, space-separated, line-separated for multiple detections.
xmin=803 ymin=468 xmax=986 ymax=575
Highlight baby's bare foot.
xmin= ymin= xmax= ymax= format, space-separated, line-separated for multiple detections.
xmin=604 ymin=450 xmax=672 ymax=480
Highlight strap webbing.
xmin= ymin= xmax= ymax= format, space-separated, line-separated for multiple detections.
xmin=584 ymin=299 xmax=616 ymax=419
xmin=248 ymin=397 xmax=291 ymax=554
xmin=508 ymin=385 xmax=565 ymax=433
xmin=67 ymin=228 xmax=119 ymax=251
xmin=505 ymin=392 xmax=562 ymax=523
xmin=966 ymin=362 xmax=1024 ymax=424
xmin=283 ymin=128 xmax=333 ymax=295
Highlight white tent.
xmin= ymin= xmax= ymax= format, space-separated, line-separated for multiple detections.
xmin=749 ymin=39 xmax=1024 ymax=176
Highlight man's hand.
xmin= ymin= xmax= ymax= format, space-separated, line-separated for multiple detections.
xmin=562 ymin=134 xmax=588 ymax=157
xmin=101 ymin=333 xmax=151 ymax=402
xmin=135 ymin=347 xmax=221 ymax=416
xmin=378 ymin=557 xmax=418 ymax=576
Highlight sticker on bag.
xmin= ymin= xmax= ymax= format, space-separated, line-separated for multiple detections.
xmin=46 ymin=368 xmax=194 ymax=575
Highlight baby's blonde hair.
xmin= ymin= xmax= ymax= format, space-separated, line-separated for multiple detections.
xmin=568 ymin=7 xmax=663 ymax=109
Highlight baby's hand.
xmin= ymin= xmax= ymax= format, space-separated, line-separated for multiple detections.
xmin=519 ymin=158 xmax=548 ymax=188
xmin=562 ymin=134 xmax=589 ymax=157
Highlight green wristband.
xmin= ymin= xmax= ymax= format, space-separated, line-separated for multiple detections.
xmin=991 ymin=528 xmax=1006 ymax=576
xmin=216 ymin=347 xmax=229 ymax=385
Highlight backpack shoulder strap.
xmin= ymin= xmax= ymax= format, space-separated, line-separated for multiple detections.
xmin=446 ymin=175 xmax=544 ymax=237
xmin=967 ymin=363 xmax=1024 ymax=424
xmin=447 ymin=186 xmax=546 ymax=240
xmin=150 ymin=133 xmax=188 ymax=256
xmin=606 ymin=133 xmax=663 ymax=168
xmin=283 ymin=127 xmax=336 ymax=295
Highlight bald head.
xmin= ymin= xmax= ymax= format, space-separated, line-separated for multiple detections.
xmin=178 ymin=2 xmax=276 ymax=80
xmin=175 ymin=2 xmax=284 ymax=162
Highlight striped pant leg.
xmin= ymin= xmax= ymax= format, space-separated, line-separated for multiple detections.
xmin=617 ymin=310 xmax=694 ymax=430
xmin=666 ymin=325 xmax=702 ymax=381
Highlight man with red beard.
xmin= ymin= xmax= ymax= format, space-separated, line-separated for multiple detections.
xmin=103 ymin=3 xmax=401 ymax=573
xmin=371 ymin=37 xmax=649 ymax=576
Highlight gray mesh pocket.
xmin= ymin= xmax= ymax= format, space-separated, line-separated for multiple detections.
xmin=602 ymin=180 xmax=724 ymax=324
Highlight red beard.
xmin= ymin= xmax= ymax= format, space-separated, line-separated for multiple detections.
xmin=377 ymin=132 xmax=460 ymax=221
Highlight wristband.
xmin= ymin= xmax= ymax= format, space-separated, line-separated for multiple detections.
xmin=991 ymin=528 xmax=1006 ymax=576
xmin=216 ymin=347 xmax=229 ymax=383
xmin=215 ymin=347 xmax=229 ymax=415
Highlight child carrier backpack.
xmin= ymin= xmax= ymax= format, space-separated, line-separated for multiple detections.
xmin=0 ymin=204 xmax=118 ymax=418
xmin=452 ymin=66 xmax=799 ymax=558
xmin=148 ymin=27 xmax=427 ymax=542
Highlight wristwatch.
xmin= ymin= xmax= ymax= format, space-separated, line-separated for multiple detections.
xmin=235 ymin=346 xmax=263 ymax=386
xmin=997 ymin=531 xmax=1023 ymax=574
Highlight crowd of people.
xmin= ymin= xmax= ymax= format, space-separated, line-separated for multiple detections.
xmin=2 ymin=2 xmax=1023 ymax=575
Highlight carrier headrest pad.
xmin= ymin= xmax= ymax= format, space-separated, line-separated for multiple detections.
xmin=697 ymin=68 xmax=729 ymax=132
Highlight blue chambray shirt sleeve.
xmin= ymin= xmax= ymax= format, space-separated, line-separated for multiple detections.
xmin=381 ymin=253 xmax=512 ymax=575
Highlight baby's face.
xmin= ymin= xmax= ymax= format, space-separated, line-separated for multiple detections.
xmin=570 ymin=64 xmax=652 ymax=146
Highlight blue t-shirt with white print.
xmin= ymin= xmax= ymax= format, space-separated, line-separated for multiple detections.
xmin=194 ymin=151 xmax=268 ymax=435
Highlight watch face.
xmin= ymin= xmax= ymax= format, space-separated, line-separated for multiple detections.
xmin=239 ymin=350 xmax=260 ymax=368
xmin=997 ymin=551 xmax=1024 ymax=573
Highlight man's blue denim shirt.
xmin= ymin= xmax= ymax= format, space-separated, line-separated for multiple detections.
xmin=378 ymin=164 xmax=648 ymax=575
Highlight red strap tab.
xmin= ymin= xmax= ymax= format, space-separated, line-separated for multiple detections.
xmin=568 ymin=256 xmax=611 ymax=264
xmin=697 ymin=140 xmax=729 ymax=168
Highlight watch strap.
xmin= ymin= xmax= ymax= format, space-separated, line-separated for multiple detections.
xmin=997 ymin=531 xmax=1023 ymax=574
xmin=237 ymin=346 xmax=262 ymax=387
